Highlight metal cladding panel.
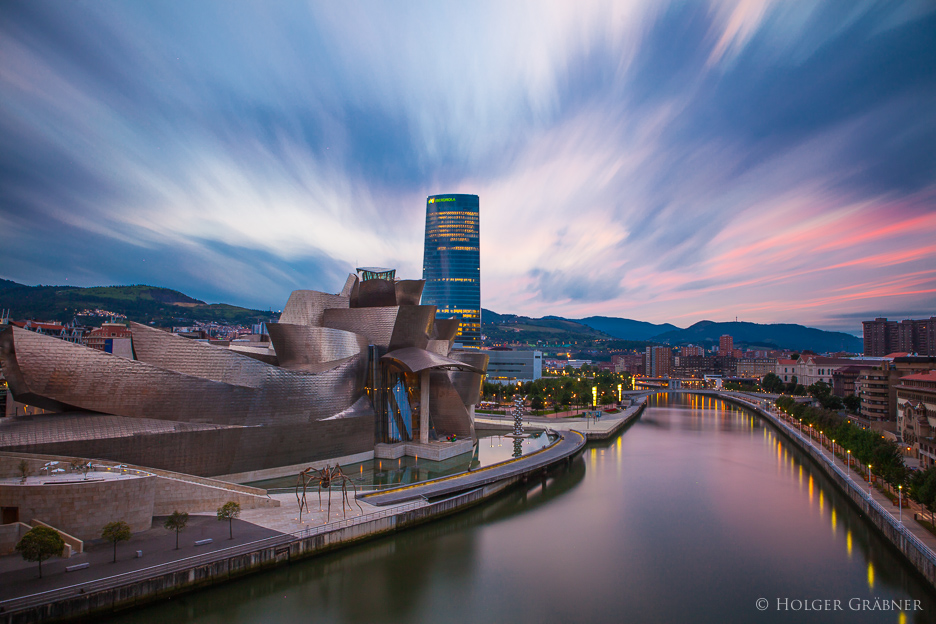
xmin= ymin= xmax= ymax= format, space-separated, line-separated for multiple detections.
xmin=0 ymin=328 xmax=77 ymax=412
xmin=355 ymin=279 xmax=398 ymax=308
xmin=1 ymin=326 xmax=367 ymax=427
xmin=394 ymin=280 xmax=425 ymax=306
xmin=280 ymin=291 xmax=349 ymax=326
xmin=426 ymin=340 xmax=450 ymax=356
xmin=323 ymin=307 xmax=399 ymax=348
xmin=227 ymin=345 xmax=279 ymax=366
xmin=0 ymin=406 xmax=376 ymax=477
xmin=381 ymin=347 xmax=485 ymax=374
xmin=389 ymin=305 xmax=435 ymax=351
xmin=447 ymin=351 xmax=489 ymax=406
xmin=349 ymin=278 xmax=361 ymax=308
xmin=129 ymin=322 xmax=267 ymax=388
xmin=431 ymin=317 xmax=460 ymax=342
xmin=267 ymin=323 xmax=367 ymax=372
xmin=428 ymin=371 xmax=473 ymax=438
xmin=340 ymin=273 xmax=358 ymax=297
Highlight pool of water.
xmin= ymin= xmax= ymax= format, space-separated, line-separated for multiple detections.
xmin=248 ymin=431 xmax=555 ymax=491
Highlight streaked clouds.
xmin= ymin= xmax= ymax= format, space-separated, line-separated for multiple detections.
xmin=1 ymin=0 xmax=933 ymax=333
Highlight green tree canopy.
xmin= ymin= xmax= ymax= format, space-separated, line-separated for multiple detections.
xmin=217 ymin=501 xmax=242 ymax=540
xmin=163 ymin=511 xmax=190 ymax=550
xmin=16 ymin=526 xmax=65 ymax=578
xmin=102 ymin=520 xmax=132 ymax=563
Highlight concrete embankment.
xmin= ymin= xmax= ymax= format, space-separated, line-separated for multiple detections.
xmin=0 ymin=431 xmax=585 ymax=624
xmin=712 ymin=391 xmax=936 ymax=591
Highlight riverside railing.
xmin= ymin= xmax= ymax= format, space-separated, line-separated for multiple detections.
xmin=0 ymin=498 xmax=428 ymax=614
xmin=722 ymin=392 xmax=936 ymax=569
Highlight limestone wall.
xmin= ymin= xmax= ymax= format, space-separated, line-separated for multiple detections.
xmin=0 ymin=475 xmax=155 ymax=541
xmin=0 ymin=522 xmax=29 ymax=555
xmin=152 ymin=477 xmax=277 ymax=515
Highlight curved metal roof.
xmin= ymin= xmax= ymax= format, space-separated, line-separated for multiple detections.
xmin=381 ymin=347 xmax=485 ymax=374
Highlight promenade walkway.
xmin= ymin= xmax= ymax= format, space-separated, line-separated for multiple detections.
xmin=359 ymin=429 xmax=586 ymax=506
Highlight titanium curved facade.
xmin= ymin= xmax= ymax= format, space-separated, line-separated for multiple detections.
xmin=0 ymin=266 xmax=489 ymax=477
xmin=422 ymin=194 xmax=480 ymax=348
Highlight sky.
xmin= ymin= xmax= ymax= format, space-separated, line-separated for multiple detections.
xmin=1 ymin=1 xmax=934 ymax=334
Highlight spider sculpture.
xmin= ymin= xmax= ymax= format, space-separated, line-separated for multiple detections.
xmin=296 ymin=464 xmax=363 ymax=522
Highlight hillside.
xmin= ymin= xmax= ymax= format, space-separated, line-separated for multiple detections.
xmin=651 ymin=320 xmax=862 ymax=353
xmin=481 ymin=308 xmax=613 ymax=345
xmin=577 ymin=316 xmax=679 ymax=341
xmin=482 ymin=307 xmax=862 ymax=353
xmin=0 ymin=280 xmax=276 ymax=326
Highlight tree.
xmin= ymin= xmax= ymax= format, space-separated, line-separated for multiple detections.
xmin=163 ymin=511 xmax=189 ymax=550
xmin=762 ymin=373 xmax=784 ymax=394
xmin=18 ymin=459 xmax=30 ymax=484
xmin=16 ymin=526 xmax=65 ymax=578
xmin=217 ymin=501 xmax=241 ymax=539
xmin=843 ymin=394 xmax=860 ymax=413
xmin=101 ymin=521 xmax=132 ymax=563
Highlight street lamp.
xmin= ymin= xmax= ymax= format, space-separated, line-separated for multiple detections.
xmin=899 ymin=485 xmax=903 ymax=523
xmin=831 ymin=439 xmax=835 ymax=463
xmin=846 ymin=450 xmax=851 ymax=476
xmin=868 ymin=464 xmax=873 ymax=498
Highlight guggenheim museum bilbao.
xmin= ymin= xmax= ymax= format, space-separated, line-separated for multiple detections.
xmin=0 ymin=268 xmax=489 ymax=479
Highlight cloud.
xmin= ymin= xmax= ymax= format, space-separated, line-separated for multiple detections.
xmin=0 ymin=1 xmax=934 ymax=331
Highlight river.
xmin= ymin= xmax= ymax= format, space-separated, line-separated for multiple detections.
xmin=105 ymin=393 xmax=936 ymax=623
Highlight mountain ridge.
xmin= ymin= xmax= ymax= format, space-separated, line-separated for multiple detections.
xmin=483 ymin=308 xmax=862 ymax=352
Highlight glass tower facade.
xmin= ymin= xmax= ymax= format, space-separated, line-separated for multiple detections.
xmin=421 ymin=194 xmax=480 ymax=348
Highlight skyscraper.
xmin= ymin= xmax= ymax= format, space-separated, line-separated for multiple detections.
xmin=421 ymin=194 xmax=480 ymax=347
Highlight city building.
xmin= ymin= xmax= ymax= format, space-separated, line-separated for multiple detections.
xmin=896 ymin=371 xmax=936 ymax=467
xmin=795 ymin=355 xmax=859 ymax=388
xmin=645 ymin=346 xmax=672 ymax=378
xmin=83 ymin=322 xmax=133 ymax=358
xmin=0 ymin=268 xmax=489 ymax=478
xmin=857 ymin=356 xmax=936 ymax=423
xmin=864 ymin=317 xmax=936 ymax=356
xmin=421 ymin=194 xmax=481 ymax=348
xmin=719 ymin=335 xmax=733 ymax=355
xmin=484 ymin=349 xmax=543 ymax=384
xmin=832 ymin=364 xmax=875 ymax=397
xmin=612 ymin=353 xmax=644 ymax=375
xmin=736 ymin=358 xmax=775 ymax=379
xmin=679 ymin=345 xmax=704 ymax=357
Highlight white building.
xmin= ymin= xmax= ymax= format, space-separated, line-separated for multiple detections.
xmin=485 ymin=350 xmax=543 ymax=384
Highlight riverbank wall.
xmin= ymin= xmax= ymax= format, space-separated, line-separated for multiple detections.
xmin=0 ymin=435 xmax=584 ymax=623
xmin=712 ymin=391 xmax=936 ymax=590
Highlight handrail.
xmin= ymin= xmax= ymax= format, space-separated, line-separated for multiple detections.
xmin=0 ymin=498 xmax=428 ymax=613
xmin=722 ymin=392 xmax=936 ymax=568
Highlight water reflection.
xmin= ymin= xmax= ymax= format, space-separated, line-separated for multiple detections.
xmin=105 ymin=393 xmax=936 ymax=624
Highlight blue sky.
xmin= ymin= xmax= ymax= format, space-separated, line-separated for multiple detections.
xmin=1 ymin=1 xmax=934 ymax=332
